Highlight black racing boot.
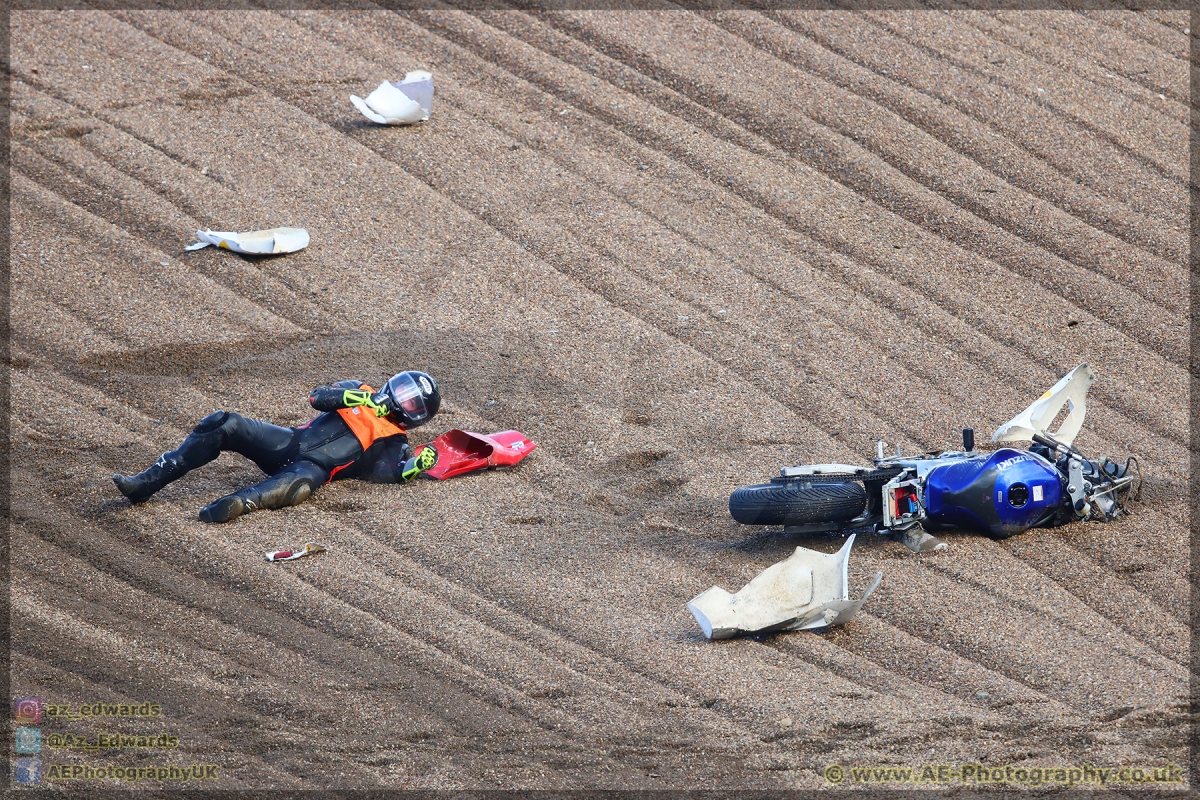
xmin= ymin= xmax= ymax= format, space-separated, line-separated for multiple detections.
xmin=113 ymin=452 xmax=190 ymax=503
xmin=198 ymin=494 xmax=252 ymax=524
xmin=114 ymin=411 xmax=236 ymax=504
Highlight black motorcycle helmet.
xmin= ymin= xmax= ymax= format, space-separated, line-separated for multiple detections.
xmin=379 ymin=371 xmax=441 ymax=428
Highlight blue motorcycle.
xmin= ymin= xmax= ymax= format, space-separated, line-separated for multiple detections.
xmin=729 ymin=365 xmax=1141 ymax=551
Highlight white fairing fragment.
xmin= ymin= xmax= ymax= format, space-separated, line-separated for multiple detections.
xmin=687 ymin=535 xmax=881 ymax=640
xmin=992 ymin=363 xmax=1094 ymax=447
xmin=185 ymin=227 xmax=309 ymax=255
xmin=350 ymin=71 xmax=433 ymax=125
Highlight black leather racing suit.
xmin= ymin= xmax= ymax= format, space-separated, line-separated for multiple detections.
xmin=114 ymin=380 xmax=416 ymax=521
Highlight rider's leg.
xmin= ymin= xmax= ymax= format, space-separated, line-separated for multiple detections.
xmin=198 ymin=460 xmax=329 ymax=524
xmin=114 ymin=411 xmax=294 ymax=503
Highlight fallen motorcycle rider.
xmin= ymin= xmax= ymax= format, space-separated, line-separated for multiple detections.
xmin=113 ymin=371 xmax=442 ymax=523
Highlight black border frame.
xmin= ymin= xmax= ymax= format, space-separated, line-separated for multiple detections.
xmin=1 ymin=2 xmax=1192 ymax=797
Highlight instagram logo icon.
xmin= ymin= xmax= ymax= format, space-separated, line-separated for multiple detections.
xmin=13 ymin=697 xmax=42 ymax=724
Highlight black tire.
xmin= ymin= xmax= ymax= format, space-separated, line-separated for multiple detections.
xmin=730 ymin=481 xmax=867 ymax=526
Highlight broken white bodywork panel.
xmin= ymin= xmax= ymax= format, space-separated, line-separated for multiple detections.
xmin=186 ymin=227 xmax=309 ymax=255
xmin=351 ymin=71 xmax=433 ymax=125
xmin=687 ymin=535 xmax=881 ymax=640
xmin=992 ymin=363 xmax=1094 ymax=447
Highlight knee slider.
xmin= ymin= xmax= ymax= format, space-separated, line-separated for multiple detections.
xmin=252 ymin=470 xmax=315 ymax=510
xmin=286 ymin=480 xmax=313 ymax=506
xmin=194 ymin=411 xmax=230 ymax=434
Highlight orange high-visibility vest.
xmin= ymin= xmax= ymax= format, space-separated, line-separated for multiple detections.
xmin=336 ymin=384 xmax=406 ymax=449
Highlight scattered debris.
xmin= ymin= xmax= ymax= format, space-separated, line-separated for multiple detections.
xmin=265 ymin=542 xmax=326 ymax=562
xmin=186 ymin=227 xmax=309 ymax=255
xmin=417 ymin=429 xmax=536 ymax=480
xmin=351 ymin=71 xmax=433 ymax=125
xmin=687 ymin=535 xmax=880 ymax=640
xmin=892 ymin=523 xmax=947 ymax=553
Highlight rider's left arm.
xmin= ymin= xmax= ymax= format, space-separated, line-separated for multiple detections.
xmin=309 ymin=380 xmax=389 ymax=416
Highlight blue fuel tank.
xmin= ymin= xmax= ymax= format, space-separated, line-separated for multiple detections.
xmin=925 ymin=448 xmax=1063 ymax=537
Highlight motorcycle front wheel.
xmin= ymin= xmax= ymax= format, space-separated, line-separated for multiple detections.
xmin=729 ymin=481 xmax=867 ymax=526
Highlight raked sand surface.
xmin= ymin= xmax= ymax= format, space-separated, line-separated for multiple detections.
xmin=9 ymin=8 xmax=1191 ymax=790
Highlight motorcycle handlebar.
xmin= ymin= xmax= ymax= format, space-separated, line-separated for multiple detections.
xmin=1031 ymin=433 xmax=1058 ymax=450
xmin=1033 ymin=432 xmax=1086 ymax=460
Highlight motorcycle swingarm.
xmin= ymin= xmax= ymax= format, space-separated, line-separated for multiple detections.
xmin=784 ymin=512 xmax=882 ymax=535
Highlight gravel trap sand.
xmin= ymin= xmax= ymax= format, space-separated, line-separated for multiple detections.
xmin=9 ymin=8 xmax=1190 ymax=791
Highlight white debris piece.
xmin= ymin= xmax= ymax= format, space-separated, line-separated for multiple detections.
xmin=351 ymin=71 xmax=433 ymax=125
xmin=993 ymin=363 xmax=1094 ymax=447
xmin=687 ymin=535 xmax=881 ymax=640
xmin=186 ymin=227 xmax=309 ymax=255
xmin=265 ymin=542 xmax=326 ymax=563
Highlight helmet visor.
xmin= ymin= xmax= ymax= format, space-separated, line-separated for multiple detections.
xmin=384 ymin=372 xmax=428 ymax=421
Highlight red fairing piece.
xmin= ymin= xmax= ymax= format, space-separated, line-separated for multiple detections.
xmin=416 ymin=430 xmax=537 ymax=480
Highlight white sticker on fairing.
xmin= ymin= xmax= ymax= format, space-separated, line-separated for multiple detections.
xmin=1033 ymin=485 xmax=1044 ymax=502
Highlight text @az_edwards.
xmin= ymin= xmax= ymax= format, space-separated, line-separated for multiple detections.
xmin=43 ymin=702 xmax=162 ymax=720
xmin=45 ymin=732 xmax=179 ymax=750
